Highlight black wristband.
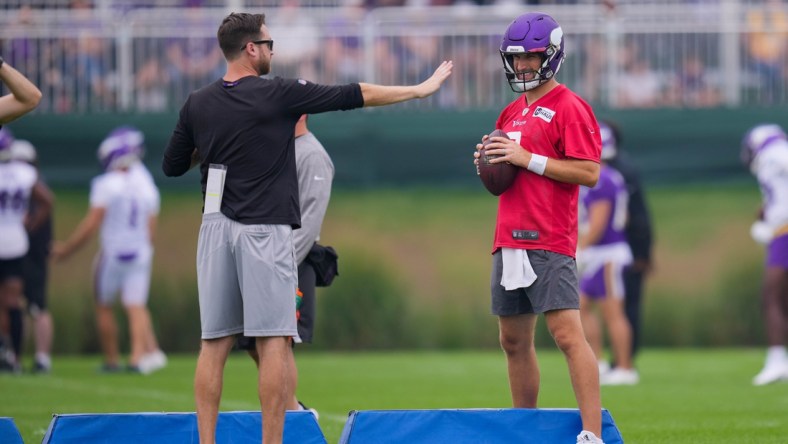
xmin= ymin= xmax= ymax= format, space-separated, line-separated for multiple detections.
xmin=0 ymin=56 xmax=4 ymax=70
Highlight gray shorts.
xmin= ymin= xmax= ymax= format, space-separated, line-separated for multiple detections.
xmin=491 ymin=249 xmax=580 ymax=316
xmin=196 ymin=212 xmax=298 ymax=340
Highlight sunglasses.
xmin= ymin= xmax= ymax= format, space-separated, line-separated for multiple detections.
xmin=243 ymin=39 xmax=274 ymax=51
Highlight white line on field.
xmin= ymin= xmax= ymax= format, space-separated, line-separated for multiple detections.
xmin=320 ymin=413 xmax=348 ymax=424
xmin=10 ymin=376 xmax=257 ymax=410
xmin=13 ymin=377 xmax=349 ymax=424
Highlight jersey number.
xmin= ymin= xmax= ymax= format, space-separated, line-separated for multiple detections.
xmin=0 ymin=188 xmax=27 ymax=213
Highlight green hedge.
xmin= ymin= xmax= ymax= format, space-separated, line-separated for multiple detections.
xmin=7 ymin=107 xmax=788 ymax=189
xmin=37 ymin=183 xmax=768 ymax=356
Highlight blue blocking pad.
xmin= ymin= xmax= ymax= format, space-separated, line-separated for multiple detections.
xmin=42 ymin=410 xmax=326 ymax=444
xmin=0 ymin=417 xmax=24 ymax=444
xmin=339 ymin=408 xmax=624 ymax=444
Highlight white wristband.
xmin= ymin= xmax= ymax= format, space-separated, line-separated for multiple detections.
xmin=527 ymin=154 xmax=548 ymax=175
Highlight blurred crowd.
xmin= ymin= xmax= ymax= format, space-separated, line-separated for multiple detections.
xmin=0 ymin=0 xmax=786 ymax=113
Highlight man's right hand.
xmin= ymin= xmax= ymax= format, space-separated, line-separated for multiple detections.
xmin=414 ymin=61 xmax=454 ymax=98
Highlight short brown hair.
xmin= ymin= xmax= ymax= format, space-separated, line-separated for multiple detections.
xmin=217 ymin=12 xmax=266 ymax=60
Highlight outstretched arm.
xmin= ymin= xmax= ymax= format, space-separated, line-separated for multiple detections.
xmin=359 ymin=61 xmax=453 ymax=107
xmin=0 ymin=57 xmax=42 ymax=124
xmin=52 ymin=207 xmax=106 ymax=261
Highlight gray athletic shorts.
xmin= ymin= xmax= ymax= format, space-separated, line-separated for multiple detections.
xmin=491 ymin=249 xmax=580 ymax=315
xmin=197 ymin=212 xmax=298 ymax=340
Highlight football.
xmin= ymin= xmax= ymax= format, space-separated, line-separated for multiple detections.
xmin=478 ymin=129 xmax=518 ymax=196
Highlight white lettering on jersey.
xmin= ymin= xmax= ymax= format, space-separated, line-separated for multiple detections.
xmin=506 ymin=131 xmax=522 ymax=145
xmin=533 ymin=106 xmax=556 ymax=123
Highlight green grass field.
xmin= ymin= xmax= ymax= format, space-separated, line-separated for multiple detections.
xmin=2 ymin=349 xmax=786 ymax=443
xmin=4 ymin=183 xmax=783 ymax=442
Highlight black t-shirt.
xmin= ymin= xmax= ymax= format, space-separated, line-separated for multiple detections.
xmin=608 ymin=152 xmax=653 ymax=261
xmin=162 ymin=76 xmax=363 ymax=227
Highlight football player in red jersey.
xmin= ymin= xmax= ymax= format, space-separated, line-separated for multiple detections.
xmin=473 ymin=12 xmax=605 ymax=444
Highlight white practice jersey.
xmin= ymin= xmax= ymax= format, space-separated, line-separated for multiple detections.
xmin=90 ymin=162 xmax=160 ymax=254
xmin=754 ymin=139 xmax=788 ymax=231
xmin=0 ymin=160 xmax=37 ymax=259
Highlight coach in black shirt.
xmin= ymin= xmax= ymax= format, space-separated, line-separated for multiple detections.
xmin=162 ymin=12 xmax=452 ymax=444
xmin=602 ymin=120 xmax=654 ymax=366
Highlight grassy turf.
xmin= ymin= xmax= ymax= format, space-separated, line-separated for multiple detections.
xmin=2 ymin=349 xmax=786 ymax=443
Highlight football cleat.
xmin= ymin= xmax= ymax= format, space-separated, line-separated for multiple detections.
xmin=600 ymin=367 xmax=639 ymax=386
xmin=752 ymin=360 xmax=788 ymax=386
xmin=576 ymin=430 xmax=605 ymax=444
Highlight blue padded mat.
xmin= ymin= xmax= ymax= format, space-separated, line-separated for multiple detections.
xmin=339 ymin=408 xmax=624 ymax=444
xmin=42 ymin=410 xmax=326 ymax=444
xmin=0 ymin=417 xmax=24 ymax=444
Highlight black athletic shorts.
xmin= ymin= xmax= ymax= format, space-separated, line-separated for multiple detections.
xmin=0 ymin=257 xmax=24 ymax=282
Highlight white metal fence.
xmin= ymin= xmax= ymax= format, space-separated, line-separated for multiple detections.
xmin=1 ymin=1 xmax=787 ymax=113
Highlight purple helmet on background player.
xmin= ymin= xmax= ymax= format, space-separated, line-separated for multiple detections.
xmin=0 ymin=126 xmax=15 ymax=161
xmin=97 ymin=125 xmax=144 ymax=172
xmin=499 ymin=12 xmax=566 ymax=93
xmin=741 ymin=123 xmax=787 ymax=172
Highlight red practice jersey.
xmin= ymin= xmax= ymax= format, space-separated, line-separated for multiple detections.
xmin=493 ymin=84 xmax=601 ymax=257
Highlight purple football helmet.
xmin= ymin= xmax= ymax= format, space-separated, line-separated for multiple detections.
xmin=97 ymin=125 xmax=144 ymax=171
xmin=0 ymin=126 xmax=15 ymax=161
xmin=598 ymin=121 xmax=618 ymax=161
xmin=500 ymin=12 xmax=566 ymax=93
xmin=741 ymin=123 xmax=787 ymax=171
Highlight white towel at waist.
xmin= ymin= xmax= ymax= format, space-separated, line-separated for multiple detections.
xmin=501 ymin=247 xmax=538 ymax=291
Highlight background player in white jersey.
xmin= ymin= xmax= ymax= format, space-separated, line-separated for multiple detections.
xmin=0 ymin=127 xmax=52 ymax=372
xmin=53 ymin=126 xmax=166 ymax=374
xmin=741 ymin=123 xmax=788 ymax=385
xmin=10 ymin=138 xmax=56 ymax=373
xmin=577 ymin=122 xmax=637 ymax=386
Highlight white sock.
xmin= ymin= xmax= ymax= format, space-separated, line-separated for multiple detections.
xmin=766 ymin=346 xmax=787 ymax=365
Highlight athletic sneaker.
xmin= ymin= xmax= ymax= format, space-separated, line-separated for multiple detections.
xmin=598 ymin=361 xmax=611 ymax=376
xmin=138 ymin=350 xmax=168 ymax=375
xmin=600 ymin=367 xmax=639 ymax=385
xmin=32 ymin=360 xmax=51 ymax=374
xmin=33 ymin=353 xmax=52 ymax=374
xmin=752 ymin=360 xmax=788 ymax=386
xmin=576 ymin=430 xmax=605 ymax=444
xmin=0 ymin=347 xmax=19 ymax=373
xmin=98 ymin=363 xmax=122 ymax=373
xmin=297 ymin=400 xmax=319 ymax=420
